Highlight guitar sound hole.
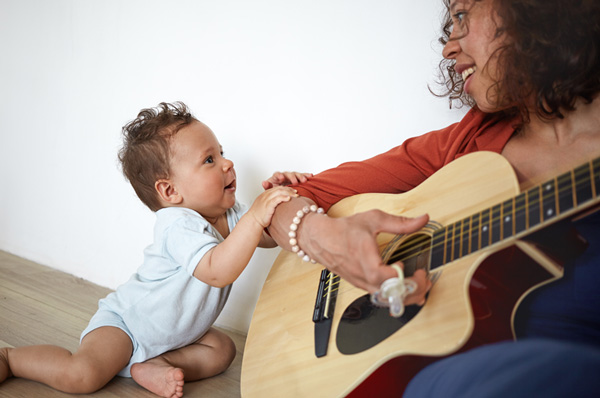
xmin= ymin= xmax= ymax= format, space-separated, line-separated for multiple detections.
xmin=382 ymin=232 xmax=432 ymax=277
xmin=336 ymin=295 xmax=422 ymax=355
xmin=336 ymin=233 xmax=431 ymax=355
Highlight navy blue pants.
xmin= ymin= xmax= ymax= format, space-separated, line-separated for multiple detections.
xmin=404 ymin=339 xmax=600 ymax=397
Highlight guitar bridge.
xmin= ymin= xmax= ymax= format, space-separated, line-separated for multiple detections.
xmin=313 ymin=269 xmax=339 ymax=357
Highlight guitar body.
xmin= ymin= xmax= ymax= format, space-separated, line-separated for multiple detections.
xmin=241 ymin=152 xmax=565 ymax=397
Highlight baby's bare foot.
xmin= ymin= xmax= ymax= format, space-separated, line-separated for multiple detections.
xmin=0 ymin=347 xmax=13 ymax=383
xmin=131 ymin=360 xmax=184 ymax=398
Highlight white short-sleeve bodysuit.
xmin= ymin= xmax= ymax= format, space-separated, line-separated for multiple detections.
xmin=80 ymin=202 xmax=247 ymax=377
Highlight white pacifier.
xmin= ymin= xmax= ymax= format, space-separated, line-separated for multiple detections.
xmin=370 ymin=264 xmax=417 ymax=317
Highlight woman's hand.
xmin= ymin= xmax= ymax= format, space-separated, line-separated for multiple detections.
xmin=300 ymin=208 xmax=432 ymax=303
xmin=262 ymin=171 xmax=313 ymax=189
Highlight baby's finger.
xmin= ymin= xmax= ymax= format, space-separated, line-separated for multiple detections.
xmin=280 ymin=171 xmax=311 ymax=185
xmin=262 ymin=172 xmax=286 ymax=189
xmin=262 ymin=180 xmax=273 ymax=190
xmin=296 ymin=172 xmax=313 ymax=182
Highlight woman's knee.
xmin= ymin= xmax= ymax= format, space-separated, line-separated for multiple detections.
xmin=405 ymin=339 xmax=600 ymax=397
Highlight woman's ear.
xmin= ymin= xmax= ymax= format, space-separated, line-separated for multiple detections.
xmin=155 ymin=179 xmax=183 ymax=205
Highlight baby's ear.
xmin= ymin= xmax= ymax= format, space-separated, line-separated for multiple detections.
xmin=155 ymin=179 xmax=183 ymax=204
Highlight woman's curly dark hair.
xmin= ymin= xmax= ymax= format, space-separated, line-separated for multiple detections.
xmin=436 ymin=0 xmax=600 ymax=123
xmin=118 ymin=102 xmax=197 ymax=211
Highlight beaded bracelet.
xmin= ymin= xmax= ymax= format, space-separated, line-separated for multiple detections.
xmin=289 ymin=204 xmax=325 ymax=263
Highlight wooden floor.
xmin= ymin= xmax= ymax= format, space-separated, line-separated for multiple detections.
xmin=0 ymin=250 xmax=245 ymax=398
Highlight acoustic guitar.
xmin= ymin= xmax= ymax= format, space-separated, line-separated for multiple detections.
xmin=241 ymin=151 xmax=599 ymax=397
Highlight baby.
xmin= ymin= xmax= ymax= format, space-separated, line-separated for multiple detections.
xmin=0 ymin=102 xmax=310 ymax=397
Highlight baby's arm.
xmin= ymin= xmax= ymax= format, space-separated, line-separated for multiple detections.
xmin=193 ymin=186 xmax=296 ymax=287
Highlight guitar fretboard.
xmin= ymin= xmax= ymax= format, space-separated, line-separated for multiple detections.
xmin=430 ymin=157 xmax=600 ymax=270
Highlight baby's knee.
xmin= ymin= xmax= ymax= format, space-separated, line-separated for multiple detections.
xmin=215 ymin=333 xmax=236 ymax=370
xmin=204 ymin=329 xmax=236 ymax=371
xmin=55 ymin=361 xmax=111 ymax=394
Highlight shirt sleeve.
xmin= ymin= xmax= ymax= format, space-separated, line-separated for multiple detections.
xmin=164 ymin=215 xmax=220 ymax=276
xmin=291 ymin=109 xmax=515 ymax=211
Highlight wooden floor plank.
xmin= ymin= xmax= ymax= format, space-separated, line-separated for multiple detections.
xmin=0 ymin=250 xmax=244 ymax=397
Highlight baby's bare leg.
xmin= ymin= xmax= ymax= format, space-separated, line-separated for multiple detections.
xmin=0 ymin=326 xmax=132 ymax=394
xmin=131 ymin=327 xmax=236 ymax=397
xmin=0 ymin=347 xmax=12 ymax=382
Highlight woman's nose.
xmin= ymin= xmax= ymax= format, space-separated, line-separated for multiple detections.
xmin=442 ymin=37 xmax=460 ymax=59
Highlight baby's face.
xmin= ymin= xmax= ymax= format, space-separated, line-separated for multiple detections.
xmin=168 ymin=121 xmax=237 ymax=219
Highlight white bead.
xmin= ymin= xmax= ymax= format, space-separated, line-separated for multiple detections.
xmin=289 ymin=205 xmax=326 ymax=265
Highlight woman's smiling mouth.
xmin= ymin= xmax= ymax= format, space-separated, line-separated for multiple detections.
xmin=462 ymin=66 xmax=477 ymax=81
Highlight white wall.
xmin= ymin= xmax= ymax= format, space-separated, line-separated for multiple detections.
xmin=0 ymin=0 xmax=466 ymax=334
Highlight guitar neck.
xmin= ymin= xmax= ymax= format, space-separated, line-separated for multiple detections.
xmin=429 ymin=156 xmax=600 ymax=270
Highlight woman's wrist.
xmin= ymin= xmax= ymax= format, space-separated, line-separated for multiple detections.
xmin=289 ymin=204 xmax=325 ymax=263
xmin=267 ymin=197 xmax=317 ymax=250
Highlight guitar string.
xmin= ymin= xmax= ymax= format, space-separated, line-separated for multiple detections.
xmin=324 ymin=273 xmax=340 ymax=295
xmin=324 ymin=164 xmax=596 ymax=299
xmin=321 ymin=161 xmax=597 ymax=301
xmin=383 ymin=164 xmax=595 ymax=268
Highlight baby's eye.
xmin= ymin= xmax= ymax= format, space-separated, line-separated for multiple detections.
xmin=204 ymin=156 xmax=214 ymax=164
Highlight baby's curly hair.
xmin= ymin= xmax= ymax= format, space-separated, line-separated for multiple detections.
xmin=118 ymin=102 xmax=197 ymax=211
xmin=436 ymin=0 xmax=600 ymax=124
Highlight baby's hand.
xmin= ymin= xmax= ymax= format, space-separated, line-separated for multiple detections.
xmin=250 ymin=186 xmax=298 ymax=227
xmin=262 ymin=171 xmax=313 ymax=190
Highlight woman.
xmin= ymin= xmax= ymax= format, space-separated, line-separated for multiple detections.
xmin=265 ymin=0 xmax=600 ymax=395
